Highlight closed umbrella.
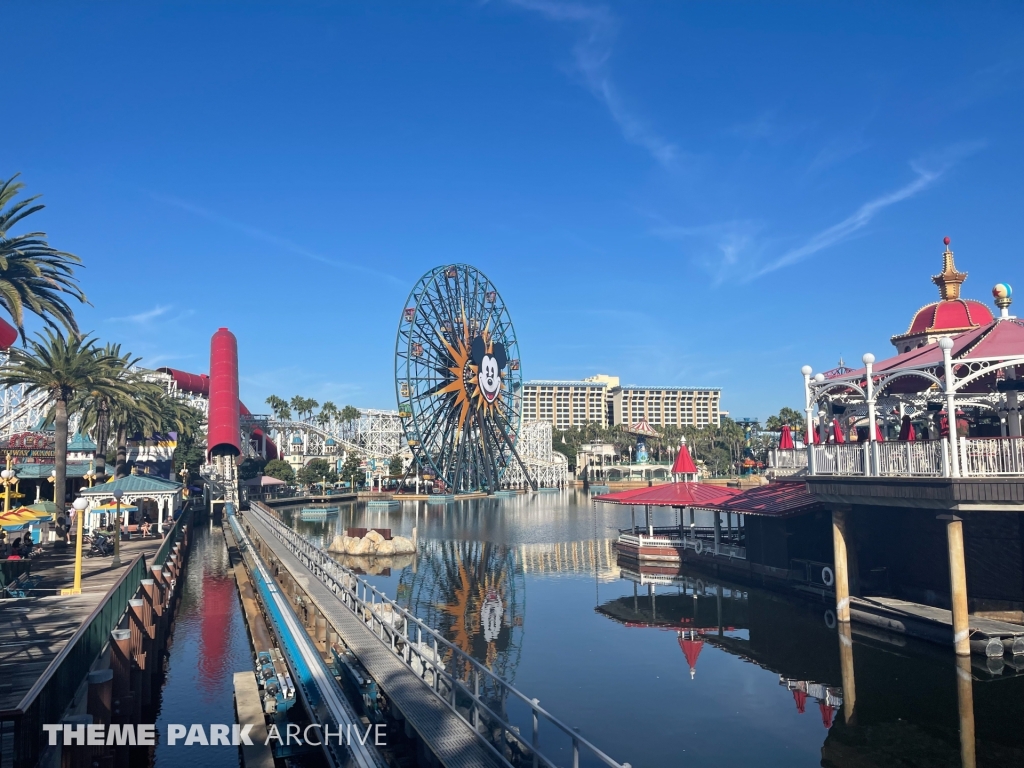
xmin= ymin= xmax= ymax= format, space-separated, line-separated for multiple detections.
xmin=875 ymin=423 xmax=885 ymax=442
xmin=898 ymin=415 xmax=916 ymax=441
xmin=778 ymin=424 xmax=795 ymax=450
xmin=832 ymin=418 xmax=845 ymax=443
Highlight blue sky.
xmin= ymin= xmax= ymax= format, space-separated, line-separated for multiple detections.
xmin=3 ymin=1 xmax=1023 ymax=420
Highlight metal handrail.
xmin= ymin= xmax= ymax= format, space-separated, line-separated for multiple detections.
xmin=247 ymin=502 xmax=629 ymax=768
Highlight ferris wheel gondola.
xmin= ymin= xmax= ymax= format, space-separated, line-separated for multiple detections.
xmin=395 ymin=265 xmax=536 ymax=493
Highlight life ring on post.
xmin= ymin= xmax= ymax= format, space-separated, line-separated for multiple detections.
xmin=821 ymin=566 xmax=835 ymax=587
xmin=694 ymin=539 xmax=703 ymax=555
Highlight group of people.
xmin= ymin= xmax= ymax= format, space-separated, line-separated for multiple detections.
xmin=0 ymin=530 xmax=33 ymax=560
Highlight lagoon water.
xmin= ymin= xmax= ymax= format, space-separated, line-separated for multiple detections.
xmin=277 ymin=490 xmax=1024 ymax=768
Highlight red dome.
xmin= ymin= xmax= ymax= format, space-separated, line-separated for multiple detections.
xmin=905 ymin=299 xmax=992 ymax=335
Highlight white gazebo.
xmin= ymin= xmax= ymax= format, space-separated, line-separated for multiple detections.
xmin=793 ymin=285 xmax=1024 ymax=479
xmin=79 ymin=472 xmax=185 ymax=532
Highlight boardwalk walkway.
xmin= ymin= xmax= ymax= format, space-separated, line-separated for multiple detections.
xmin=0 ymin=538 xmax=162 ymax=714
xmin=243 ymin=511 xmax=502 ymax=768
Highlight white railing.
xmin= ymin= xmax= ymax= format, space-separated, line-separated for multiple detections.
xmin=811 ymin=444 xmax=865 ymax=475
xmin=768 ymin=448 xmax=808 ymax=468
xmin=246 ymin=502 xmax=628 ymax=768
xmin=961 ymin=436 xmax=1024 ymax=477
xmin=876 ymin=441 xmax=944 ymax=477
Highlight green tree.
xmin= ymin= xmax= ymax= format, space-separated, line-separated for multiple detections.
xmin=340 ymin=452 xmax=364 ymax=488
xmin=266 ymin=394 xmax=292 ymax=420
xmin=765 ymin=407 xmax=805 ymax=432
xmin=263 ymin=459 xmax=295 ymax=483
xmin=238 ymin=457 xmax=266 ymax=481
xmin=70 ymin=343 xmax=142 ymax=478
xmin=0 ymin=174 xmax=87 ymax=340
xmin=298 ymin=457 xmax=337 ymax=486
xmin=107 ymin=379 xmax=167 ymax=478
xmin=317 ymin=401 xmax=339 ymax=427
xmin=388 ymin=454 xmax=404 ymax=477
xmin=2 ymin=331 xmax=127 ymax=507
xmin=340 ymin=405 xmax=360 ymax=424
xmin=290 ymin=396 xmax=318 ymax=421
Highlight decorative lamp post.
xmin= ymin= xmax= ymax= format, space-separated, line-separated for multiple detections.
xmin=49 ymin=469 xmax=57 ymax=503
xmin=63 ymin=496 xmax=90 ymax=595
xmin=1 ymin=455 xmax=16 ymax=515
xmin=84 ymin=463 xmax=96 ymax=488
xmin=111 ymin=489 xmax=124 ymax=568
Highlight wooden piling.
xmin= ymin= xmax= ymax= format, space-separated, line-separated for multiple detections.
xmin=832 ymin=509 xmax=852 ymax=623
xmin=942 ymin=515 xmax=971 ymax=656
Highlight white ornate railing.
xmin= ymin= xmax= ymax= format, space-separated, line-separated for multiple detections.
xmin=811 ymin=444 xmax=865 ymax=475
xmin=768 ymin=448 xmax=807 ymax=468
xmin=961 ymin=436 xmax=1024 ymax=477
xmin=876 ymin=441 xmax=944 ymax=477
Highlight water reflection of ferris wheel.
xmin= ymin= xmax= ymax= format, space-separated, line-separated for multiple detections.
xmin=397 ymin=539 xmax=525 ymax=692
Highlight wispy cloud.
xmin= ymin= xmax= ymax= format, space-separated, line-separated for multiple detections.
xmin=754 ymin=142 xmax=985 ymax=278
xmin=150 ymin=194 xmax=405 ymax=286
xmin=507 ymin=0 xmax=679 ymax=166
xmin=650 ymin=218 xmax=764 ymax=285
xmin=108 ymin=305 xmax=171 ymax=324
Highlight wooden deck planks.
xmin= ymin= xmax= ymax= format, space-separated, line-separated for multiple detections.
xmin=0 ymin=538 xmax=161 ymax=713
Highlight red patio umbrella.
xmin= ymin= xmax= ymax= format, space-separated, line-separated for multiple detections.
xmin=793 ymin=689 xmax=807 ymax=714
xmin=832 ymin=419 xmax=845 ymax=443
xmin=874 ymin=423 xmax=885 ymax=442
xmin=898 ymin=415 xmax=915 ymax=441
xmin=819 ymin=702 xmax=835 ymax=729
xmin=778 ymin=424 xmax=795 ymax=450
xmin=804 ymin=429 xmax=821 ymax=446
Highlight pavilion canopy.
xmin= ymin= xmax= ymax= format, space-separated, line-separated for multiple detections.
xmin=243 ymin=475 xmax=287 ymax=487
xmin=671 ymin=443 xmax=698 ymax=475
xmin=700 ymin=479 xmax=823 ymax=518
xmin=831 ymin=318 xmax=1024 ymax=395
xmin=593 ymin=482 xmax=741 ymax=508
xmin=627 ymin=419 xmax=660 ymax=437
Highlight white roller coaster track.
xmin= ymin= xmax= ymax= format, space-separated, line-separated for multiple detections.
xmin=0 ymin=362 xmax=564 ymax=485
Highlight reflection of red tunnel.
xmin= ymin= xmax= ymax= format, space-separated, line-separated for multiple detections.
xmin=198 ymin=571 xmax=237 ymax=698
xmin=158 ymin=365 xmax=278 ymax=460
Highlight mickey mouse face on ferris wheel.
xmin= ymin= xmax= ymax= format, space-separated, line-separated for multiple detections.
xmin=471 ymin=335 xmax=507 ymax=404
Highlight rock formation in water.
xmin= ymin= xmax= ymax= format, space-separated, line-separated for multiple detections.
xmin=327 ymin=531 xmax=416 ymax=556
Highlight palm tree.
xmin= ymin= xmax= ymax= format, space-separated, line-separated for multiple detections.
xmin=1 ymin=331 xmax=126 ymax=508
xmin=71 ymin=343 xmax=142 ymax=478
xmin=0 ymin=175 xmax=87 ymax=340
xmin=108 ymin=380 xmax=166 ymax=478
xmin=316 ymin=400 xmax=339 ymax=428
xmin=266 ymin=394 xmax=292 ymax=421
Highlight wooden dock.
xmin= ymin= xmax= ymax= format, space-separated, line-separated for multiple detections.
xmin=851 ymin=596 xmax=1024 ymax=656
xmin=243 ymin=512 xmax=502 ymax=768
xmin=0 ymin=538 xmax=162 ymax=714
xmin=233 ymin=671 xmax=274 ymax=768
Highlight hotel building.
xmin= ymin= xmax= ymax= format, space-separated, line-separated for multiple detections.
xmin=522 ymin=375 xmax=722 ymax=430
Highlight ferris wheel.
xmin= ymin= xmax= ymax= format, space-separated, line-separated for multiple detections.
xmin=395 ymin=264 xmax=536 ymax=493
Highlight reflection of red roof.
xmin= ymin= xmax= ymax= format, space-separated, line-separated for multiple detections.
xmin=594 ymin=482 xmax=741 ymax=508
xmin=678 ymin=632 xmax=704 ymax=679
xmin=704 ymin=480 xmax=822 ymax=517
xmin=671 ymin=443 xmax=698 ymax=474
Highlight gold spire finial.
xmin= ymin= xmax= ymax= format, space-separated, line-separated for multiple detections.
xmin=932 ymin=236 xmax=967 ymax=301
